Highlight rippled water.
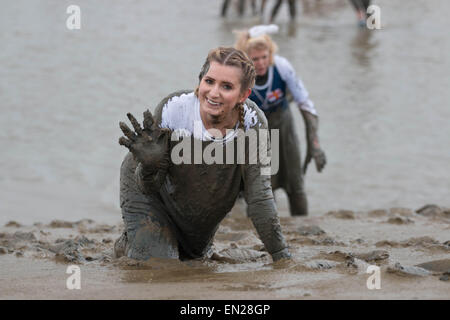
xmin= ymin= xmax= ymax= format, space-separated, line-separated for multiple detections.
xmin=1 ymin=0 xmax=449 ymax=224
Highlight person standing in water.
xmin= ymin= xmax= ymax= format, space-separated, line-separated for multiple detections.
xmin=235 ymin=25 xmax=326 ymax=216
xmin=268 ymin=0 xmax=297 ymax=22
xmin=116 ymin=47 xmax=291 ymax=262
xmin=349 ymin=0 xmax=372 ymax=26
xmin=221 ymin=0 xmax=259 ymax=17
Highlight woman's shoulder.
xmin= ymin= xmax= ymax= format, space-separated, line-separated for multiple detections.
xmin=273 ymin=55 xmax=295 ymax=76
xmin=274 ymin=54 xmax=291 ymax=66
xmin=154 ymin=90 xmax=196 ymax=129
xmin=243 ymin=98 xmax=268 ymax=130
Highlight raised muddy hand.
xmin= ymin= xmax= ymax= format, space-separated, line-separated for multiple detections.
xmin=119 ymin=110 xmax=171 ymax=170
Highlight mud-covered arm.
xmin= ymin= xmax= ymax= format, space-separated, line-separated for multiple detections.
xmin=275 ymin=55 xmax=317 ymax=115
xmin=274 ymin=56 xmax=326 ymax=173
xmin=242 ymin=119 xmax=291 ymax=261
xmin=134 ymin=160 xmax=169 ymax=195
xmin=244 ymin=172 xmax=291 ymax=261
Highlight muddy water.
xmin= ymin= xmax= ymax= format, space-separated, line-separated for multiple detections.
xmin=1 ymin=204 xmax=449 ymax=299
xmin=1 ymin=0 xmax=449 ymax=299
xmin=1 ymin=0 xmax=449 ymax=226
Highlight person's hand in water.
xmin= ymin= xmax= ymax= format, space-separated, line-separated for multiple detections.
xmin=119 ymin=110 xmax=171 ymax=171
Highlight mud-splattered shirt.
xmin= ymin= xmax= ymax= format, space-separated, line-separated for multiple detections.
xmin=137 ymin=91 xmax=289 ymax=259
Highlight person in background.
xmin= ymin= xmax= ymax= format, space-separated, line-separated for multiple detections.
xmin=116 ymin=46 xmax=291 ymax=262
xmin=235 ymin=25 xmax=326 ymax=216
xmin=268 ymin=0 xmax=297 ymax=22
xmin=221 ymin=0 xmax=259 ymax=17
xmin=349 ymin=0 xmax=372 ymax=27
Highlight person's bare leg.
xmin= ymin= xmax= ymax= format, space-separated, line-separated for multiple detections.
xmin=288 ymin=0 xmax=297 ymax=20
xmin=270 ymin=0 xmax=283 ymax=22
xmin=251 ymin=0 xmax=257 ymax=15
xmin=260 ymin=0 xmax=267 ymax=15
xmin=238 ymin=0 xmax=245 ymax=16
xmin=221 ymin=0 xmax=231 ymax=17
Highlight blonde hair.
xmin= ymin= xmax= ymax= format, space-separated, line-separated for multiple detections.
xmin=195 ymin=46 xmax=256 ymax=129
xmin=234 ymin=30 xmax=278 ymax=65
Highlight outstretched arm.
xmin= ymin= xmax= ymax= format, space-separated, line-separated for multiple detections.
xmin=241 ymin=107 xmax=291 ymax=261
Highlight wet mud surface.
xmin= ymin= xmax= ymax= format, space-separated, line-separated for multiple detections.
xmin=1 ymin=203 xmax=449 ymax=299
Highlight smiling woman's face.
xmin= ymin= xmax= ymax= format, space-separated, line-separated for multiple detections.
xmin=248 ymin=48 xmax=271 ymax=76
xmin=198 ymin=61 xmax=248 ymax=127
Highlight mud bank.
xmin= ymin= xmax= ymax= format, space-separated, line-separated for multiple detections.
xmin=0 ymin=203 xmax=449 ymax=299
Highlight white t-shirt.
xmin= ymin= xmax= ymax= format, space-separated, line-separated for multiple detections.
xmin=160 ymin=92 xmax=261 ymax=142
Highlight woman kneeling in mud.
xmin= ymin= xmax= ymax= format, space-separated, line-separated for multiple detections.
xmin=115 ymin=47 xmax=291 ymax=262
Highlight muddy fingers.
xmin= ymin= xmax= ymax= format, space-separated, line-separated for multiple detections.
xmin=127 ymin=113 xmax=144 ymax=135
xmin=143 ymin=109 xmax=156 ymax=131
xmin=119 ymin=121 xmax=137 ymax=141
xmin=118 ymin=111 xmax=171 ymax=170
xmin=118 ymin=136 xmax=132 ymax=150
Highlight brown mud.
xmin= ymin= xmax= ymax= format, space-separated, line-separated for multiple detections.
xmin=0 ymin=203 xmax=449 ymax=299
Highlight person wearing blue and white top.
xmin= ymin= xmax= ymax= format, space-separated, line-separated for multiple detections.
xmin=235 ymin=25 xmax=327 ymax=216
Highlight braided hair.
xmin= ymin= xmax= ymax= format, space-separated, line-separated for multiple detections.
xmin=195 ymin=47 xmax=256 ymax=129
